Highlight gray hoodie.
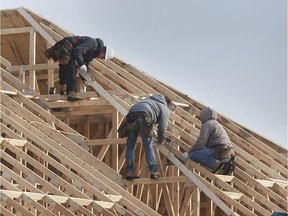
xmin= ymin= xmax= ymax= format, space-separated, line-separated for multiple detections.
xmin=189 ymin=107 xmax=232 ymax=152
xmin=130 ymin=94 xmax=170 ymax=143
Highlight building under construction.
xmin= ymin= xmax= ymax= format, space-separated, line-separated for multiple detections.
xmin=0 ymin=7 xmax=287 ymax=216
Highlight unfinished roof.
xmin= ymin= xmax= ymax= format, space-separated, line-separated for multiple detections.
xmin=1 ymin=7 xmax=287 ymax=216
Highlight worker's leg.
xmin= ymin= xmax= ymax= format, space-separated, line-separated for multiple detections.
xmin=142 ymin=135 xmax=158 ymax=173
xmin=58 ymin=64 xmax=67 ymax=95
xmin=65 ymin=60 xmax=77 ymax=93
xmin=64 ymin=59 xmax=82 ymax=101
xmin=125 ymin=129 xmax=139 ymax=175
xmin=189 ymin=148 xmax=219 ymax=170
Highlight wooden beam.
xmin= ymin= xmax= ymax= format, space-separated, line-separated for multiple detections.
xmin=86 ymin=138 xmax=140 ymax=146
xmin=0 ymin=27 xmax=32 ymax=35
xmin=6 ymin=62 xmax=59 ymax=72
xmin=79 ymin=69 xmax=128 ymax=116
xmin=17 ymin=7 xmax=55 ymax=45
xmin=29 ymin=28 xmax=36 ymax=89
xmin=0 ymin=138 xmax=27 ymax=147
xmin=0 ymin=56 xmax=11 ymax=68
xmin=40 ymin=22 xmax=62 ymax=41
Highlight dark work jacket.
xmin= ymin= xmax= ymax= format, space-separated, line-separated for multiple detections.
xmin=72 ymin=36 xmax=104 ymax=66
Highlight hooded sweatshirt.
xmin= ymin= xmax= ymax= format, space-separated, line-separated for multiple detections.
xmin=189 ymin=107 xmax=232 ymax=152
xmin=130 ymin=94 xmax=170 ymax=143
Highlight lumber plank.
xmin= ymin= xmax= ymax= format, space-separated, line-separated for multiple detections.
xmin=1 ymin=139 xmax=90 ymax=199
xmin=6 ymin=62 xmax=59 ymax=72
xmin=0 ymin=192 xmax=35 ymax=216
xmin=79 ymin=69 xmax=128 ymax=116
xmin=0 ymin=138 xmax=27 ymax=147
xmin=0 ymin=149 xmax=66 ymax=196
xmin=0 ymin=177 xmax=21 ymax=191
xmin=104 ymin=60 xmax=157 ymax=94
xmin=0 ymin=56 xmax=11 ymax=67
xmin=233 ymin=144 xmax=285 ymax=180
xmin=28 ymin=28 xmax=36 ymax=90
xmin=0 ymin=205 xmax=15 ymax=216
xmin=234 ymin=168 xmax=287 ymax=209
xmin=17 ymin=7 xmax=55 ymax=45
xmin=20 ymin=194 xmax=55 ymax=216
xmin=40 ymin=22 xmax=62 ymax=41
xmin=95 ymin=60 xmax=145 ymax=94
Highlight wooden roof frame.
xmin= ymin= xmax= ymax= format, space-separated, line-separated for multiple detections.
xmin=1 ymin=7 xmax=287 ymax=216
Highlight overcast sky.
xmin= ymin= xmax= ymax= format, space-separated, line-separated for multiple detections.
xmin=1 ymin=0 xmax=287 ymax=147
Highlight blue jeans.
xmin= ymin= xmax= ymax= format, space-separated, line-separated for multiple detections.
xmin=189 ymin=148 xmax=230 ymax=170
xmin=126 ymin=116 xmax=158 ymax=174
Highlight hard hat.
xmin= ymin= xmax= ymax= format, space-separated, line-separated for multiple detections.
xmin=105 ymin=47 xmax=115 ymax=61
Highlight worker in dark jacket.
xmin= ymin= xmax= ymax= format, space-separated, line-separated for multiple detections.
xmin=45 ymin=36 xmax=114 ymax=101
xmin=125 ymin=94 xmax=171 ymax=180
xmin=181 ymin=107 xmax=235 ymax=175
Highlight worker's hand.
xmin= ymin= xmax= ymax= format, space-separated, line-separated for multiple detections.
xmin=151 ymin=130 xmax=157 ymax=137
xmin=181 ymin=152 xmax=189 ymax=160
xmin=80 ymin=64 xmax=87 ymax=72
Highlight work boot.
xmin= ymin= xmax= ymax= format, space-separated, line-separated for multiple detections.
xmin=222 ymin=162 xmax=235 ymax=175
xmin=67 ymin=91 xmax=82 ymax=102
xmin=150 ymin=172 xmax=161 ymax=180
xmin=59 ymin=84 xmax=66 ymax=95
xmin=212 ymin=156 xmax=235 ymax=175
xmin=222 ymin=156 xmax=235 ymax=175
xmin=126 ymin=173 xmax=140 ymax=181
xmin=212 ymin=161 xmax=224 ymax=174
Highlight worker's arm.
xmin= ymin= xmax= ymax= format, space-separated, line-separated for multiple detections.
xmin=73 ymin=38 xmax=95 ymax=66
xmin=189 ymin=123 xmax=211 ymax=153
xmin=157 ymin=110 xmax=169 ymax=143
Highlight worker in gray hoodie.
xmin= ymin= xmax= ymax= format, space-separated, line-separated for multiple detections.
xmin=182 ymin=107 xmax=235 ymax=174
xmin=125 ymin=94 xmax=171 ymax=180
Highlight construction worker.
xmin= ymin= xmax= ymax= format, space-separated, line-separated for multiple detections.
xmin=45 ymin=36 xmax=114 ymax=101
xmin=182 ymin=107 xmax=235 ymax=175
xmin=124 ymin=94 xmax=171 ymax=180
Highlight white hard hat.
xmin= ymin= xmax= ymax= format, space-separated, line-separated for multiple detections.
xmin=105 ymin=47 xmax=115 ymax=61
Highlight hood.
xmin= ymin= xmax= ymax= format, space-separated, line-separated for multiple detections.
xmin=149 ymin=94 xmax=167 ymax=106
xmin=96 ymin=38 xmax=105 ymax=50
xmin=93 ymin=38 xmax=105 ymax=57
xmin=200 ymin=107 xmax=217 ymax=123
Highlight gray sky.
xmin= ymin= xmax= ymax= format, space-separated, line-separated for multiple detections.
xmin=1 ymin=0 xmax=287 ymax=147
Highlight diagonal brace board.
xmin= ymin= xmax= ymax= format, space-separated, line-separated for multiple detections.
xmin=78 ymin=69 xmax=128 ymax=116
xmin=17 ymin=7 xmax=55 ymax=46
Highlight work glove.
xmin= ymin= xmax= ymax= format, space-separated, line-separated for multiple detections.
xmin=151 ymin=130 xmax=157 ymax=137
xmin=80 ymin=64 xmax=87 ymax=72
xmin=181 ymin=152 xmax=189 ymax=161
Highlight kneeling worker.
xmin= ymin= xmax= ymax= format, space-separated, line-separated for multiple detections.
xmin=182 ymin=107 xmax=235 ymax=175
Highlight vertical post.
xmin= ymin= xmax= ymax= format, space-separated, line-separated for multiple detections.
xmin=47 ymin=43 xmax=55 ymax=93
xmin=19 ymin=67 xmax=25 ymax=83
xmin=29 ymin=28 xmax=36 ymax=90
xmin=112 ymin=110 xmax=119 ymax=172
xmin=192 ymin=186 xmax=200 ymax=216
